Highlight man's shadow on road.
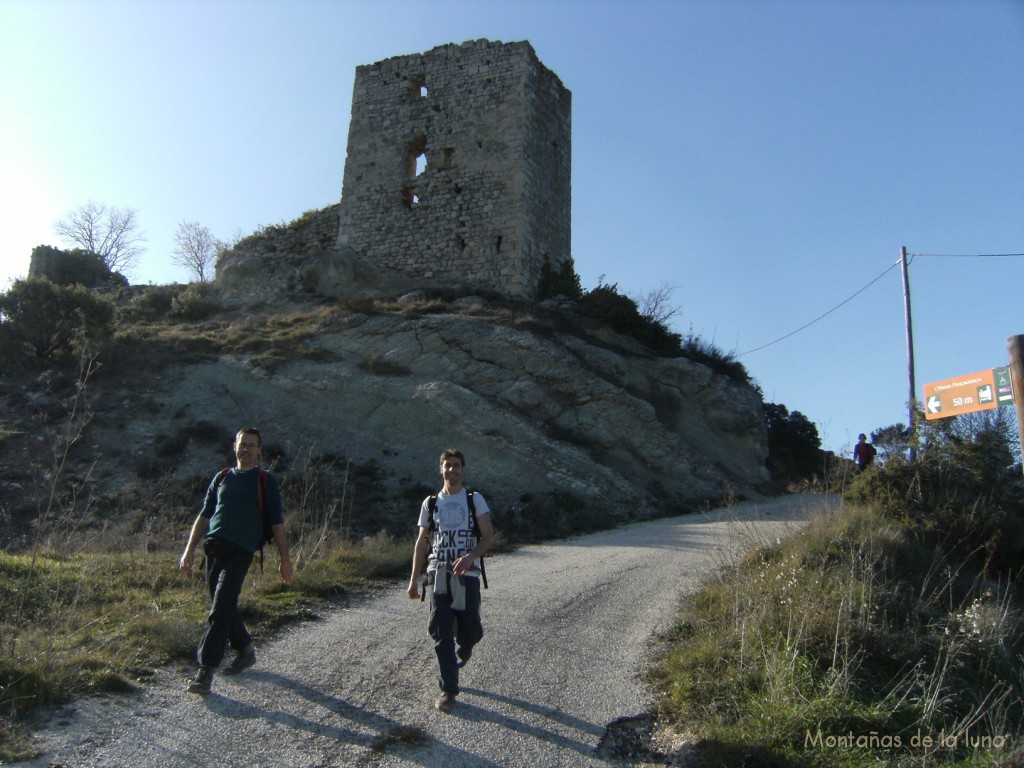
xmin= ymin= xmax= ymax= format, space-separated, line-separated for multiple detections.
xmin=454 ymin=686 xmax=605 ymax=758
xmin=199 ymin=670 xmax=504 ymax=767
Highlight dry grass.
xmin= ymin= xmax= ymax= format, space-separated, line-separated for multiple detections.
xmin=652 ymin=503 xmax=1024 ymax=767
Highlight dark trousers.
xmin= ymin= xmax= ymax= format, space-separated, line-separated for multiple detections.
xmin=427 ymin=574 xmax=483 ymax=695
xmin=197 ymin=537 xmax=254 ymax=668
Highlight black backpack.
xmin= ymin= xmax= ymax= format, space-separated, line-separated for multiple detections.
xmin=215 ymin=467 xmax=273 ymax=571
xmin=427 ymin=490 xmax=488 ymax=589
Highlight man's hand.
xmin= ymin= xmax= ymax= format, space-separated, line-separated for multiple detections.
xmin=179 ymin=550 xmax=195 ymax=574
xmin=403 ymin=577 xmax=423 ymax=602
xmin=280 ymin=559 xmax=294 ymax=583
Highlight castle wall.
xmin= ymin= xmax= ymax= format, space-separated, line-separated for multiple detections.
xmin=336 ymin=39 xmax=572 ymax=299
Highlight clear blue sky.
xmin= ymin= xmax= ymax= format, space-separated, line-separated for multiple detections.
xmin=2 ymin=0 xmax=1022 ymax=457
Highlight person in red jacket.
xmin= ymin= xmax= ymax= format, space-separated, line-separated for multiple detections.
xmin=853 ymin=433 xmax=876 ymax=472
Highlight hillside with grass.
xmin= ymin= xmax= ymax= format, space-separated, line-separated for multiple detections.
xmin=650 ymin=416 xmax=1024 ymax=767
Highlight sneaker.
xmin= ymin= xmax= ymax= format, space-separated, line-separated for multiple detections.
xmin=221 ymin=644 xmax=256 ymax=676
xmin=434 ymin=692 xmax=457 ymax=713
xmin=187 ymin=666 xmax=214 ymax=695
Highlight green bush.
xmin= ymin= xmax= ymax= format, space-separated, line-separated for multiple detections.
xmin=845 ymin=412 xmax=1024 ymax=575
xmin=578 ymin=282 xmax=682 ymax=356
xmin=573 ymin=283 xmax=751 ymax=386
xmin=0 ymin=278 xmax=115 ymax=366
xmin=127 ymin=284 xmax=181 ymax=319
xmin=170 ymin=283 xmax=219 ymax=321
xmin=537 ymin=256 xmax=582 ymax=300
xmin=764 ymin=402 xmax=823 ymax=485
xmin=681 ymin=328 xmax=751 ymax=386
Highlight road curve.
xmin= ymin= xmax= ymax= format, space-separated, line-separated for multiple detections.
xmin=27 ymin=494 xmax=840 ymax=767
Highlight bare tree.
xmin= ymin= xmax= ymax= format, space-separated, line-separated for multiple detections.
xmin=172 ymin=221 xmax=223 ymax=282
xmin=53 ymin=201 xmax=146 ymax=275
xmin=632 ymin=282 xmax=681 ymax=326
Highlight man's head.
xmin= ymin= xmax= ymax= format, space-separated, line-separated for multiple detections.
xmin=858 ymin=433 xmax=867 ymax=442
xmin=234 ymin=427 xmax=262 ymax=470
xmin=439 ymin=448 xmax=466 ymax=491
xmin=439 ymin=449 xmax=465 ymax=468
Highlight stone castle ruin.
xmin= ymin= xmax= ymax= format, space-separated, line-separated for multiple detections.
xmin=337 ymin=39 xmax=572 ymax=298
xmin=216 ymin=39 xmax=572 ymax=302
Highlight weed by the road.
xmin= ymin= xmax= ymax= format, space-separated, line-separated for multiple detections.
xmin=651 ymin=503 xmax=1024 ymax=767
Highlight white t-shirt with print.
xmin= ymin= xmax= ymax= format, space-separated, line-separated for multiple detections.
xmin=418 ymin=488 xmax=490 ymax=579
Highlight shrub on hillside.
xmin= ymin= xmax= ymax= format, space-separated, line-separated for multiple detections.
xmin=170 ymin=283 xmax=219 ymax=321
xmin=124 ymin=284 xmax=181 ymax=319
xmin=846 ymin=411 xmax=1024 ymax=575
xmin=537 ymin=256 xmax=582 ymax=300
xmin=0 ymin=278 xmax=114 ymax=367
xmin=764 ymin=401 xmax=823 ymax=485
xmin=577 ymin=282 xmax=683 ymax=356
xmin=681 ymin=328 xmax=750 ymax=386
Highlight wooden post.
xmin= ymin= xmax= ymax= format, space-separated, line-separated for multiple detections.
xmin=1007 ymin=335 xmax=1024 ymax=474
xmin=901 ymin=246 xmax=916 ymax=460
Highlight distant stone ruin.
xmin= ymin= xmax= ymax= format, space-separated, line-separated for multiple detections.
xmin=216 ymin=39 xmax=573 ymax=303
xmin=336 ymin=39 xmax=573 ymax=299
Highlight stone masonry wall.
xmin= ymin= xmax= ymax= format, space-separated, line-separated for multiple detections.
xmin=336 ymin=39 xmax=572 ymax=299
xmin=215 ymin=205 xmax=345 ymax=302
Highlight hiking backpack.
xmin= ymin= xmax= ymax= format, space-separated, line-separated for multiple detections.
xmin=215 ymin=467 xmax=273 ymax=571
xmin=427 ymin=490 xmax=488 ymax=589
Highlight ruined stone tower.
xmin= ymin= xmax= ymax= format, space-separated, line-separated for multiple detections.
xmin=336 ymin=39 xmax=572 ymax=299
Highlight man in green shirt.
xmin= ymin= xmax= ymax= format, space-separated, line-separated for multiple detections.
xmin=179 ymin=427 xmax=292 ymax=695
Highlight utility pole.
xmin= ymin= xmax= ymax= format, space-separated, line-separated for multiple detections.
xmin=901 ymin=245 xmax=916 ymax=460
xmin=1008 ymin=335 xmax=1024 ymax=476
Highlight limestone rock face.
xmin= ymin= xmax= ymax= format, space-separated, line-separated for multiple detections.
xmin=156 ymin=307 xmax=769 ymax=528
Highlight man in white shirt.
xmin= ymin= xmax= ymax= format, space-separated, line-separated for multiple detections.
xmin=407 ymin=448 xmax=494 ymax=712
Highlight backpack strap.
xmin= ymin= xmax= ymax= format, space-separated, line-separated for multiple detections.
xmin=423 ymin=495 xmax=438 ymax=602
xmin=257 ymin=469 xmax=268 ymax=573
xmin=214 ymin=467 xmax=270 ymax=573
xmin=466 ymin=491 xmax=487 ymax=590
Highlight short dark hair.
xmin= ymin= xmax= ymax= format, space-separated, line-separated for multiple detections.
xmin=236 ymin=427 xmax=262 ymax=446
xmin=439 ymin=448 xmax=465 ymax=467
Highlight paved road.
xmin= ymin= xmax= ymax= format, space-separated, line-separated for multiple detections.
xmin=27 ymin=494 xmax=840 ymax=767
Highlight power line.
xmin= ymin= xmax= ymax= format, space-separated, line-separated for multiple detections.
xmin=737 ymin=259 xmax=901 ymax=357
xmin=736 ymin=249 xmax=1023 ymax=358
xmin=910 ymin=251 xmax=1024 ymax=258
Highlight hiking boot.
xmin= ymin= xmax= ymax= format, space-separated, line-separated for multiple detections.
xmin=221 ymin=644 xmax=256 ymax=676
xmin=187 ymin=666 xmax=214 ymax=695
xmin=434 ymin=692 xmax=457 ymax=713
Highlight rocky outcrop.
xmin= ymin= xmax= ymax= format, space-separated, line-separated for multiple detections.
xmin=141 ymin=298 xmax=769 ymax=534
xmin=0 ymin=287 xmax=770 ymax=544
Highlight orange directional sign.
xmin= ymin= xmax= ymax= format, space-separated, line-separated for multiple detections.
xmin=923 ymin=367 xmax=1010 ymax=420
